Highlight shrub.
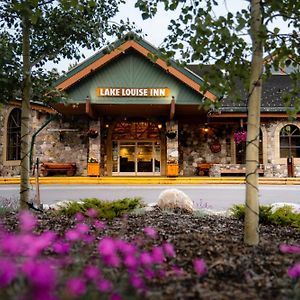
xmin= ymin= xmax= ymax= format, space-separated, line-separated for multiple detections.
xmin=230 ymin=204 xmax=300 ymax=230
xmin=55 ymin=197 xmax=144 ymax=219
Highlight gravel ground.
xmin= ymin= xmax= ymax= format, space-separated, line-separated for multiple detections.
xmin=2 ymin=208 xmax=300 ymax=300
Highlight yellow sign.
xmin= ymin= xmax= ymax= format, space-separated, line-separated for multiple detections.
xmin=96 ymin=87 xmax=170 ymax=97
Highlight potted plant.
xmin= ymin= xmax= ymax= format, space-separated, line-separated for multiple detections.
xmin=87 ymin=157 xmax=100 ymax=176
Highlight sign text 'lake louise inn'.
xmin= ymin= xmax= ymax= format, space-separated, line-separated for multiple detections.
xmin=96 ymin=88 xmax=170 ymax=97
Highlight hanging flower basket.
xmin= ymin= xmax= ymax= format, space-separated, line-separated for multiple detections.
xmin=87 ymin=129 xmax=98 ymax=139
xmin=166 ymin=131 xmax=177 ymax=139
xmin=234 ymin=129 xmax=247 ymax=144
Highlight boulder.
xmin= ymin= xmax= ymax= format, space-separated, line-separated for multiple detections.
xmin=157 ymin=189 xmax=193 ymax=212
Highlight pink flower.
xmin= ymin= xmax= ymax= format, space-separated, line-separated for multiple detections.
xmin=75 ymin=212 xmax=85 ymax=222
xmin=22 ymin=260 xmax=56 ymax=289
xmin=111 ymin=293 xmax=122 ymax=300
xmin=98 ymin=237 xmax=116 ymax=256
xmin=66 ymin=277 xmax=86 ymax=296
xmin=140 ymin=252 xmax=153 ymax=265
xmin=97 ymin=279 xmax=113 ymax=293
xmin=65 ymin=229 xmax=81 ymax=241
xmin=75 ymin=223 xmax=89 ymax=234
xmin=124 ymin=254 xmax=138 ymax=269
xmin=130 ymin=274 xmax=145 ymax=289
xmin=143 ymin=227 xmax=157 ymax=239
xmin=52 ymin=242 xmax=70 ymax=254
xmin=172 ymin=265 xmax=185 ymax=277
xmin=86 ymin=208 xmax=98 ymax=218
xmin=19 ymin=211 xmax=37 ymax=232
xmin=151 ymin=246 xmax=165 ymax=264
xmin=279 ymin=244 xmax=300 ymax=254
xmin=0 ymin=259 xmax=17 ymax=287
xmin=193 ymin=258 xmax=207 ymax=276
xmin=144 ymin=268 xmax=155 ymax=279
xmin=84 ymin=265 xmax=101 ymax=280
xmin=287 ymin=262 xmax=300 ymax=278
xmin=94 ymin=220 xmax=106 ymax=230
xmin=163 ymin=242 xmax=176 ymax=257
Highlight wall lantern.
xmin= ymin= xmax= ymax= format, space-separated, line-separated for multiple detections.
xmin=158 ymin=124 xmax=162 ymax=129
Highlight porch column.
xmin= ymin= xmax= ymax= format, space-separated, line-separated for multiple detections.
xmin=166 ymin=120 xmax=179 ymax=176
xmin=87 ymin=120 xmax=101 ymax=176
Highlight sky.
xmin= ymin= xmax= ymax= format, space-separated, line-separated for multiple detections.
xmin=47 ymin=0 xmax=290 ymax=73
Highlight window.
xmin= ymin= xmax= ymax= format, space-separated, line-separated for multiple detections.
xmin=235 ymin=129 xmax=263 ymax=164
xmin=280 ymin=125 xmax=300 ymax=158
xmin=7 ymin=108 xmax=21 ymax=161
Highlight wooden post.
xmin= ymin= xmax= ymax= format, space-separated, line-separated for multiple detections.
xmin=35 ymin=158 xmax=41 ymax=208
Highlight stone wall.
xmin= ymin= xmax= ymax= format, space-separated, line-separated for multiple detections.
xmin=179 ymin=123 xmax=231 ymax=176
xmin=32 ymin=114 xmax=89 ymax=176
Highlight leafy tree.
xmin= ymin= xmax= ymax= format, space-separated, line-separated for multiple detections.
xmin=0 ymin=0 xmax=130 ymax=209
xmin=135 ymin=0 xmax=300 ymax=245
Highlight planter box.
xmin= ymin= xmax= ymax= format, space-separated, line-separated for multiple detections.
xmin=87 ymin=163 xmax=100 ymax=176
xmin=167 ymin=164 xmax=179 ymax=177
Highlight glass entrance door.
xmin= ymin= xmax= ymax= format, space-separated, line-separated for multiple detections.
xmin=112 ymin=141 xmax=160 ymax=176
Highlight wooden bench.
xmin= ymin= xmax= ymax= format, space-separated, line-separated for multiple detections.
xmin=196 ymin=163 xmax=213 ymax=176
xmin=41 ymin=162 xmax=76 ymax=176
xmin=219 ymin=168 xmax=264 ymax=176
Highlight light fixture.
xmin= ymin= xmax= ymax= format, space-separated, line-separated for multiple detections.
xmin=204 ymin=123 xmax=209 ymax=133
xmin=158 ymin=124 xmax=162 ymax=129
xmin=105 ymin=124 xmax=109 ymax=128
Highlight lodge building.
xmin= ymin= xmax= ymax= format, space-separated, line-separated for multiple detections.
xmin=1 ymin=34 xmax=299 ymax=177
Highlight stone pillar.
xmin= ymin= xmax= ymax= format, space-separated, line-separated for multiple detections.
xmin=88 ymin=120 xmax=101 ymax=175
xmin=166 ymin=121 xmax=179 ymax=176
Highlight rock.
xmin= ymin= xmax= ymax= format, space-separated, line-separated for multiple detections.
xmin=157 ymin=189 xmax=193 ymax=212
xmin=270 ymin=202 xmax=300 ymax=214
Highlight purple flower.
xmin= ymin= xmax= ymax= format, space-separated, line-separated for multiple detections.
xmin=65 ymin=229 xmax=81 ymax=242
xmin=94 ymin=220 xmax=106 ymax=230
xmin=287 ymin=262 xmax=300 ymax=279
xmin=172 ymin=265 xmax=185 ymax=277
xmin=111 ymin=293 xmax=122 ymax=300
xmin=0 ymin=259 xmax=17 ymax=287
xmin=193 ymin=258 xmax=207 ymax=276
xmin=151 ymin=246 xmax=165 ymax=264
xmin=52 ymin=242 xmax=70 ymax=254
xmin=86 ymin=208 xmax=98 ymax=218
xmin=140 ymin=252 xmax=153 ymax=265
xmin=66 ymin=277 xmax=86 ymax=296
xmin=124 ymin=254 xmax=138 ymax=270
xmin=98 ymin=237 xmax=116 ymax=256
xmin=143 ymin=227 xmax=157 ymax=239
xmin=279 ymin=244 xmax=300 ymax=254
xmin=97 ymin=279 xmax=113 ymax=293
xmin=130 ymin=274 xmax=145 ymax=290
xmin=144 ymin=268 xmax=155 ymax=279
xmin=19 ymin=211 xmax=37 ymax=232
xmin=163 ymin=242 xmax=176 ymax=257
xmin=84 ymin=265 xmax=101 ymax=280
xmin=75 ymin=212 xmax=85 ymax=222
xmin=75 ymin=223 xmax=89 ymax=234
xmin=22 ymin=260 xmax=56 ymax=289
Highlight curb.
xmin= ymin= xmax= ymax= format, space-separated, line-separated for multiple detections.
xmin=0 ymin=177 xmax=299 ymax=185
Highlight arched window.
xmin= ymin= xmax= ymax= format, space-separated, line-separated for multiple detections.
xmin=280 ymin=125 xmax=300 ymax=158
xmin=7 ymin=108 xmax=21 ymax=161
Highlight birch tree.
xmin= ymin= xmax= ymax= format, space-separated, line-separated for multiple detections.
xmin=0 ymin=0 xmax=129 ymax=209
xmin=135 ymin=0 xmax=300 ymax=245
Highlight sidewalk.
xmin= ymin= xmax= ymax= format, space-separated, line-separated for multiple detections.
xmin=0 ymin=176 xmax=300 ymax=185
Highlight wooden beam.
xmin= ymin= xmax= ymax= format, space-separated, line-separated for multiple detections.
xmin=170 ymin=97 xmax=176 ymax=120
xmin=85 ymin=97 xmax=96 ymax=119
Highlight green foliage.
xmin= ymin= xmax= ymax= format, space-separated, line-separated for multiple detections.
xmin=135 ymin=0 xmax=300 ymax=114
xmin=230 ymin=204 xmax=300 ymax=230
xmin=55 ymin=197 xmax=144 ymax=219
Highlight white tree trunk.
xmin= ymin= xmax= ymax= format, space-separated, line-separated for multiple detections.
xmin=244 ymin=0 xmax=264 ymax=245
xmin=20 ymin=16 xmax=31 ymax=209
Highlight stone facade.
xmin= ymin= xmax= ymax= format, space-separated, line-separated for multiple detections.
xmin=1 ymin=104 xmax=300 ymax=177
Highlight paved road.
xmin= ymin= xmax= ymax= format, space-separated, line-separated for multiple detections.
xmin=1 ymin=184 xmax=300 ymax=211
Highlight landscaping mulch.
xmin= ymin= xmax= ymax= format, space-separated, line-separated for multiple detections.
xmin=2 ymin=208 xmax=300 ymax=300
